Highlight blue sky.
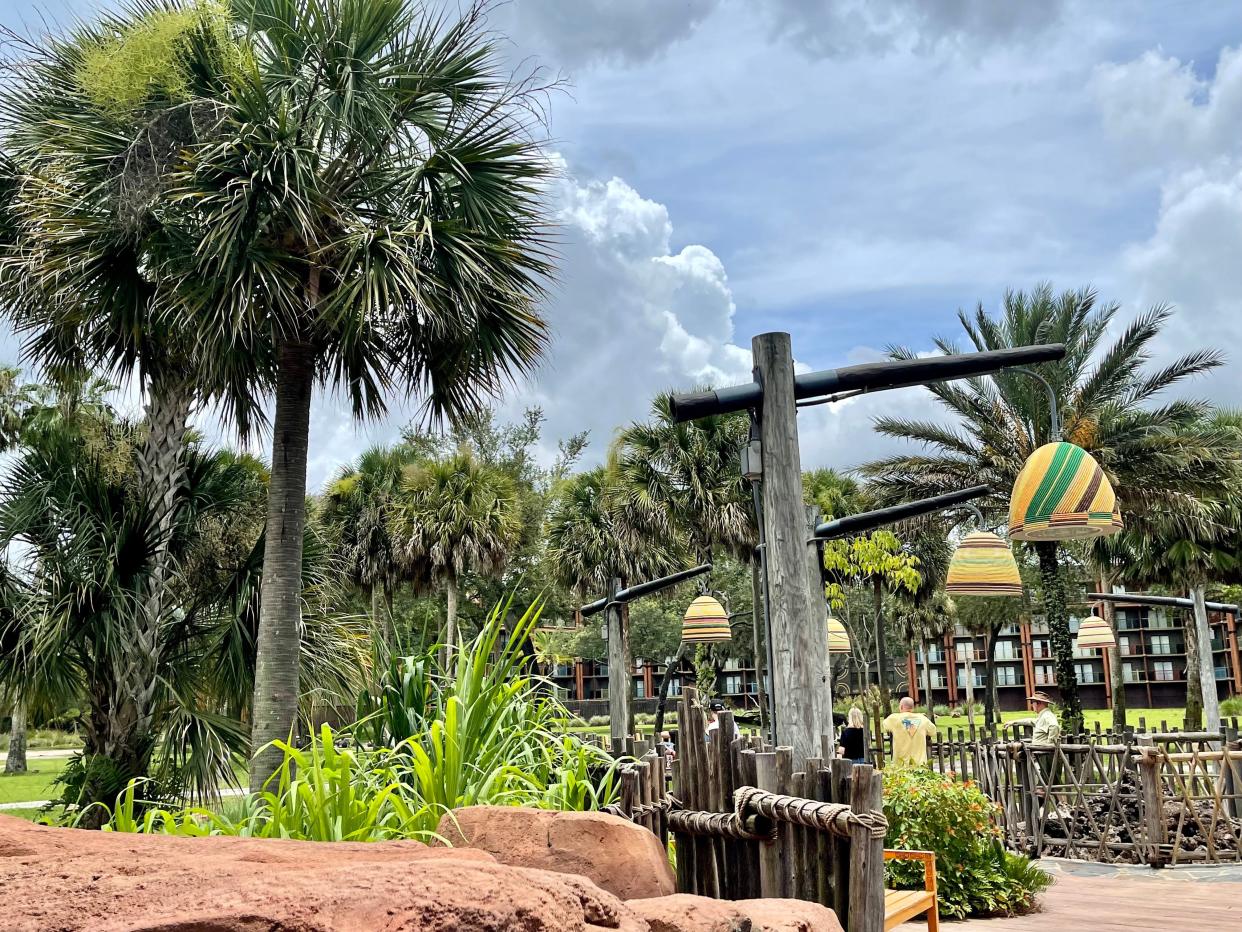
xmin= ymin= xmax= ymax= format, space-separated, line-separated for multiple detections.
xmin=3 ymin=0 xmax=1242 ymax=488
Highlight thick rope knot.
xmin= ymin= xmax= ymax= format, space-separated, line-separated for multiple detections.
xmin=734 ymin=785 xmax=888 ymax=839
xmin=668 ymin=809 xmax=776 ymax=841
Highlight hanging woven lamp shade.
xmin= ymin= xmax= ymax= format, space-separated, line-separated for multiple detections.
xmin=946 ymin=531 xmax=1022 ymax=597
xmin=827 ymin=615 xmax=852 ymax=653
xmin=682 ymin=595 xmax=731 ymax=643
xmin=1009 ymin=442 xmax=1123 ymax=541
xmin=1075 ymin=614 xmax=1117 ymax=649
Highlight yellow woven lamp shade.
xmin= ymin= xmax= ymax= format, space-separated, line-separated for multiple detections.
xmin=682 ymin=595 xmax=731 ymax=643
xmin=946 ymin=531 xmax=1022 ymax=597
xmin=1009 ymin=442 xmax=1123 ymax=541
xmin=827 ymin=615 xmax=851 ymax=654
xmin=1075 ymin=614 xmax=1117 ymax=649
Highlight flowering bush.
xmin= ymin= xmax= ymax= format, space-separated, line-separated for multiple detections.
xmin=883 ymin=767 xmax=1050 ymax=919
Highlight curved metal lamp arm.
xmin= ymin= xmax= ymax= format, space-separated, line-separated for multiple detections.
xmin=1009 ymin=367 xmax=1060 ymax=439
xmin=956 ymin=502 xmax=985 ymax=526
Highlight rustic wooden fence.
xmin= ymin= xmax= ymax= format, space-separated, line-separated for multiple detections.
xmin=605 ymin=689 xmax=888 ymax=932
xmin=917 ymin=724 xmax=1242 ymax=866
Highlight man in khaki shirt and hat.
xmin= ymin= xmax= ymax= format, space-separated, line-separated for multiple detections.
xmin=1012 ymin=691 xmax=1061 ymax=746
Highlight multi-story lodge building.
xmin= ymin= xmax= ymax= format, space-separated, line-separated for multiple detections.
xmin=550 ymin=601 xmax=1242 ymax=714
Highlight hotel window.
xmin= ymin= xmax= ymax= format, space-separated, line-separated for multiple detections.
xmin=723 ymin=674 xmax=744 ymax=695
xmin=1032 ymin=639 xmax=1051 ymax=659
xmin=1034 ymin=664 xmax=1055 ymax=685
xmin=1150 ymin=635 xmax=1173 ymax=655
xmin=1074 ymin=663 xmax=1097 ymax=684
xmin=1119 ymin=636 xmax=1136 ymax=656
xmin=670 ymin=680 xmax=683 ymax=696
xmin=1115 ymin=609 xmax=1140 ymax=631
xmin=995 ymin=666 xmax=1018 ymax=686
xmin=1152 ymin=661 xmax=1175 ymax=681
xmin=930 ymin=670 xmax=947 ymax=688
xmin=999 ymin=623 xmax=1020 ymax=637
xmin=1122 ymin=663 xmax=1140 ymax=683
xmin=1148 ymin=610 xmax=1173 ymax=629
xmin=994 ymin=641 xmax=1017 ymax=660
xmin=635 ymin=681 xmax=646 ymax=699
xmin=956 ymin=668 xmax=985 ymax=688
xmin=1215 ymin=665 xmax=1229 ymax=681
xmin=555 ymin=662 xmax=573 ymax=678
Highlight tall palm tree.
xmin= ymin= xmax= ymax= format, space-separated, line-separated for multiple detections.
xmin=89 ymin=0 xmax=552 ymax=792
xmin=0 ymin=5 xmax=273 ymax=788
xmin=862 ymin=285 xmax=1229 ymax=730
xmin=388 ymin=449 xmax=521 ymax=664
xmin=888 ymin=528 xmax=955 ymax=721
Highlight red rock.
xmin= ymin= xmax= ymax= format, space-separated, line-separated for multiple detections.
xmin=625 ymin=894 xmax=844 ymax=932
xmin=0 ymin=814 xmax=647 ymax=931
xmin=438 ymin=806 xmax=677 ymax=900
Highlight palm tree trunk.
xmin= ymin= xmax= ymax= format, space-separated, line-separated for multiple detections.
xmin=873 ymin=578 xmax=890 ymax=713
xmin=443 ymin=576 xmax=459 ymax=668
xmin=963 ymin=636 xmax=975 ymax=726
xmin=5 ymin=693 xmax=27 ymax=775
xmin=1034 ymin=540 xmax=1083 ymax=732
xmin=750 ymin=558 xmax=769 ymax=735
xmin=1183 ymin=585 xmax=1205 ymax=731
xmin=1189 ymin=583 xmax=1221 ymax=733
xmin=248 ymin=336 xmax=316 ymax=794
xmin=1098 ymin=570 xmax=1126 ymax=730
xmin=920 ymin=639 xmax=935 ymax=722
xmin=652 ymin=642 xmax=686 ymax=742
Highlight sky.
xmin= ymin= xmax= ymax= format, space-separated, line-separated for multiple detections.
xmin=2 ymin=0 xmax=1242 ymax=491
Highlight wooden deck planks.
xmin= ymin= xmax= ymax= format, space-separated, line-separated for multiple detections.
xmin=957 ymin=873 xmax=1242 ymax=931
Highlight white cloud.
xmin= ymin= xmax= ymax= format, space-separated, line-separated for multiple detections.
xmin=1092 ymin=46 xmax=1242 ymax=166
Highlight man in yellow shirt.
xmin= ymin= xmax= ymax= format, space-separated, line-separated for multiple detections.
xmin=881 ymin=696 xmax=938 ymax=766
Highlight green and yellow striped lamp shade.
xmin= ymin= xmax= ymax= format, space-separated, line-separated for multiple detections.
xmin=1009 ymin=442 xmax=1123 ymax=541
xmin=1075 ymin=614 xmax=1117 ymax=650
xmin=682 ymin=595 xmax=731 ymax=643
xmin=945 ymin=531 xmax=1022 ymax=597
xmin=827 ymin=614 xmax=851 ymax=653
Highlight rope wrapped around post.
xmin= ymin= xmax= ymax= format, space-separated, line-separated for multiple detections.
xmin=734 ymin=785 xmax=889 ymax=839
xmin=668 ymin=809 xmax=777 ymax=841
xmin=602 ymin=793 xmax=682 ymax=820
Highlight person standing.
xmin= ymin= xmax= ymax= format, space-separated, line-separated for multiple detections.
xmin=1012 ymin=692 xmax=1061 ymax=746
xmin=837 ymin=707 xmax=868 ymax=764
xmin=881 ymin=697 xmax=938 ymax=766
xmin=705 ymin=700 xmax=741 ymax=743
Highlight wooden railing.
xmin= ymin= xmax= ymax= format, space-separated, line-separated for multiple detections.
xmin=607 ymin=689 xmax=888 ymax=932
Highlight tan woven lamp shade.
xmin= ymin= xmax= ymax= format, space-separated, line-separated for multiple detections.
xmin=682 ymin=595 xmax=731 ymax=643
xmin=827 ymin=614 xmax=851 ymax=653
xmin=946 ymin=531 xmax=1022 ymax=597
xmin=1009 ymin=441 xmax=1123 ymax=541
xmin=1075 ymin=614 xmax=1117 ymax=650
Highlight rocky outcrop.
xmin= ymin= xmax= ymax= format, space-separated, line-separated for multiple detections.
xmin=1 ymin=811 xmax=844 ymax=932
xmin=437 ymin=806 xmax=677 ymax=901
xmin=626 ymin=894 xmax=844 ymax=932
xmin=0 ymin=815 xmax=643 ymax=931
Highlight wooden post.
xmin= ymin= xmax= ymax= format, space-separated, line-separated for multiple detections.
xmin=831 ymin=758 xmax=852 ymax=920
xmin=1190 ymin=584 xmax=1221 ymax=735
xmin=607 ymin=577 xmax=631 ymax=748
xmin=754 ymin=332 xmax=831 ymax=766
xmin=1136 ymin=736 xmax=1167 ymax=866
xmin=776 ymin=746 xmax=796 ymax=897
xmin=848 ymin=765 xmax=885 ymax=932
xmin=807 ymin=506 xmax=836 ymax=751
xmin=755 ymin=751 xmax=782 ymax=898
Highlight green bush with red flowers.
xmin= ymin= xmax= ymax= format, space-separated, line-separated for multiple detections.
xmin=882 ymin=766 xmax=1051 ymax=919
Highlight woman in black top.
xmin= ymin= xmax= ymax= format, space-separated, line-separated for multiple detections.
xmin=838 ymin=707 xmax=866 ymax=764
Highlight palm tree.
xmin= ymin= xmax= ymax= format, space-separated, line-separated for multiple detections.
xmin=388 ymin=449 xmax=521 ymax=664
xmin=889 ymin=528 xmax=955 ymax=721
xmin=109 ymin=0 xmax=553 ymax=793
xmin=0 ymin=383 xmax=366 ymax=821
xmin=862 ymin=285 xmax=1229 ymax=730
xmin=613 ymin=393 xmax=755 ymax=736
xmin=0 ymin=5 xmax=272 ymax=788
xmin=321 ymin=445 xmax=423 ymax=648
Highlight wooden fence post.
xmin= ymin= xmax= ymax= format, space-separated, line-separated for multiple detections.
xmin=755 ymin=751 xmax=782 ymax=898
xmin=1135 ymin=736 xmax=1167 ymax=867
xmin=847 ymin=764 xmax=885 ymax=932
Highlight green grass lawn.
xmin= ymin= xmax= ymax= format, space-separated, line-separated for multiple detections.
xmin=0 ymin=758 xmax=67 ymax=806
xmin=930 ymin=707 xmax=1187 ymax=733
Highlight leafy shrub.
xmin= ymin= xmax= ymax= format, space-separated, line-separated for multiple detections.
xmin=883 ymin=767 xmax=1051 ymax=919
xmin=1221 ymin=696 xmax=1242 ymax=719
xmin=90 ymin=599 xmax=620 ymax=839
xmin=933 ymin=705 xmax=951 ymax=718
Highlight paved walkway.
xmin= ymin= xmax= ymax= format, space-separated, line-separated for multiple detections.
xmin=960 ymin=859 xmax=1242 ymax=930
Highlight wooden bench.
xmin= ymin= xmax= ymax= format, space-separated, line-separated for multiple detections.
xmin=883 ymin=850 xmax=938 ymax=931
